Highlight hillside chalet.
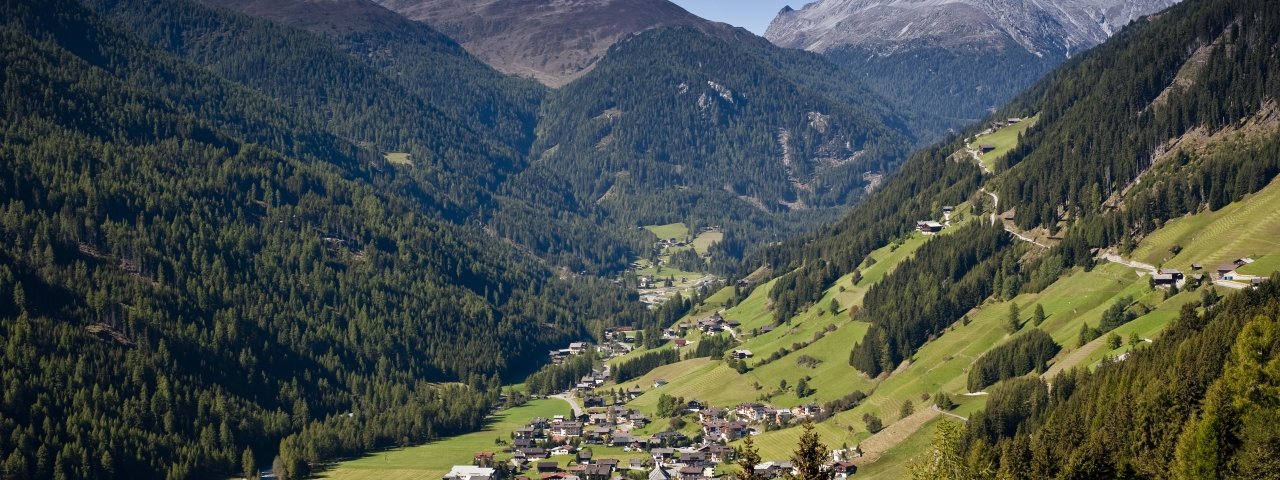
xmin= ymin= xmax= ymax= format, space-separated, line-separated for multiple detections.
xmin=916 ymin=220 xmax=945 ymax=235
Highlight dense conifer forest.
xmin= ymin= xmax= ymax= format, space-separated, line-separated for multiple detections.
xmin=957 ymin=277 xmax=1280 ymax=479
xmin=847 ymin=223 xmax=1019 ymax=376
xmin=825 ymin=42 xmax=1057 ymax=139
xmin=994 ymin=0 xmax=1280 ymax=248
xmin=965 ymin=329 xmax=1060 ymax=392
xmin=529 ymin=27 xmax=912 ymax=209
xmin=0 ymin=0 xmax=652 ymax=477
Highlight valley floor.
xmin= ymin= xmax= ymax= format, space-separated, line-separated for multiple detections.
xmin=318 ymin=151 xmax=1280 ymax=480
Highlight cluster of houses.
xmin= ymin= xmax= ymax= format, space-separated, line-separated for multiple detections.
xmin=661 ymin=313 xmax=740 ymax=342
xmin=718 ymin=402 xmax=821 ymax=427
xmin=551 ymin=338 xmax=637 ymax=367
xmin=548 ymin=342 xmax=593 ymax=365
xmin=444 ymin=397 xmax=853 ymax=480
xmin=447 ymin=446 xmax=858 ymax=480
xmin=991 ymin=117 xmax=1023 ymax=130
xmin=1150 ymin=258 xmax=1269 ymax=289
xmin=657 ymin=238 xmax=689 ymax=249
xmin=1212 ymin=258 xmax=1268 ymax=287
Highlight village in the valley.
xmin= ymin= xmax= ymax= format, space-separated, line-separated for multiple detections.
xmin=442 ymin=321 xmax=859 ymax=480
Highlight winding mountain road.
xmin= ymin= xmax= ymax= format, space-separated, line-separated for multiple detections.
xmin=931 ymin=404 xmax=969 ymax=422
xmin=966 ymin=143 xmax=994 ymax=175
xmin=1099 ymin=254 xmax=1157 ymax=274
xmin=979 ymin=187 xmax=1049 ymax=248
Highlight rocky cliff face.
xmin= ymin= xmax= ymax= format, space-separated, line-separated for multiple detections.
xmin=766 ymin=0 xmax=1180 ymax=58
xmin=376 ymin=0 xmax=730 ymax=87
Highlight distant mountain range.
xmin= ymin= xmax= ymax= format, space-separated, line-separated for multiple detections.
xmin=766 ymin=0 xmax=1180 ymax=57
xmin=765 ymin=0 xmax=1181 ymax=133
xmin=375 ymin=0 xmax=732 ymax=86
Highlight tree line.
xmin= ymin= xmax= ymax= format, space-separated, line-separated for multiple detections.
xmin=849 ymin=223 xmax=1019 ymax=376
xmin=966 ymin=329 xmax=1060 ymax=392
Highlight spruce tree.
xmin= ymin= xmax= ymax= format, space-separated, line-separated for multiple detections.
xmin=789 ymin=422 xmax=832 ymax=480
xmin=734 ymin=436 xmax=766 ymax=480
xmin=1007 ymin=303 xmax=1021 ymax=333
xmin=906 ymin=420 xmax=973 ymax=480
xmin=242 ymin=448 xmax=256 ymax=480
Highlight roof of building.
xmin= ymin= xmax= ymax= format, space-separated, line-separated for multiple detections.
xmin=649 ymin=468 xmax=674 ymax=480
xmin=444 ymin=466 xmax=497 ymax=479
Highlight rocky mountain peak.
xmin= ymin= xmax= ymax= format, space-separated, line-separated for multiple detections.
xmin=765 ymin=0 xmax=1181 ymax=58
xmin=376 ymin=0 xmax=732 ymax=87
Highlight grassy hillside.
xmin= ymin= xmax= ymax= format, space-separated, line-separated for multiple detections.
xmin=741 ymin=260 xmax=1215 ymax=461
xmin=744 ymin=176 xmax=1280 ymax=467
xmin=970 ymin=114 xmax=1039 ymax=172
xmin=616 ymin=224 xmax=939 ymax=413
xmin=319 ymin=398 xmax=572 ymax=480
xmin=644 ymin=223 xmax=690 ymax=241
xmin=624 ymin=177 xmax=1270 ymax=468
xmin=1130 ymin=174 xmax=1280 ymax=272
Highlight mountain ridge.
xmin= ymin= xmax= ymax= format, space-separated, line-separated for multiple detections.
xmin=766 ymin=0 xmax=1180 ymax=58
xmin=763 ymin=0 xmax=1181 ymax=135
xmin=375 ymin=0 xmax=738 ymax=87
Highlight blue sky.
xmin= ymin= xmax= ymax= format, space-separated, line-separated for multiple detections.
xmin=670 ymin=0 xmax=814 ymax=35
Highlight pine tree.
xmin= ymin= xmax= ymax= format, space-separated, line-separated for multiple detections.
xmin=906 ymin=420 xmax=973 ymax=480
xmin=1033 ymin=304 xmax=1045 ymax=326
xmin=1007 ymin=303 xmax=1021 ymax=333
xmin=789 ymin=422 xmax=832 ymax=480
xmin=734 ymin=436 xmax=766 ymax=480
xmin=933 ymin=392 xmax=956 ymax=411
xmin=242 ymin=448 xmax=256 ymax=480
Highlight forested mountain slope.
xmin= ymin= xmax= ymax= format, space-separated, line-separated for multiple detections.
xmin=991 ymin=0 xmax=1280 ymax=264
xmin=87 ymin=0 xmax=528 ymax=212
xmin=0 ymin=0 xmax=649 ymax=477
xmin=517 ymin=27 xmax=914 ymax=243
xmin=761 ymin=0 xmax=1279 ymax=331
xmin=950 ymin=0 xmax=1280 ymax=475
xmin=190 ymin=0 xmax=545 ymax=156
xmin=120 ymin=0 xmax=922 ymax=273
xmin=85 ymin=0 xmax=664 ymax=273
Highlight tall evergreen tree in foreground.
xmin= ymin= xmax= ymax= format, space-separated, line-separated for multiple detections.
xmin=789 ymin=423 xmax=832 ymax=480
xmin=734 ymin=436 xmax=766 ymax=480
xmin=908 ymin=420 xmax=977 ymax=480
